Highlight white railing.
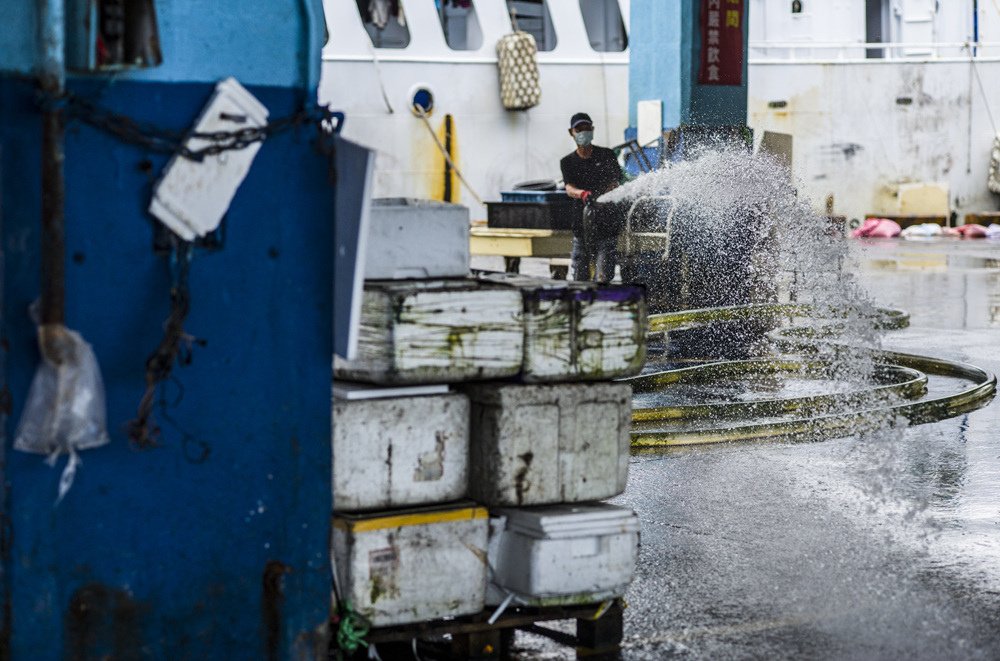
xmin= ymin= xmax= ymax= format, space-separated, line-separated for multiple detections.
xmin=749 ymin=41 xmax=1000 ymax=64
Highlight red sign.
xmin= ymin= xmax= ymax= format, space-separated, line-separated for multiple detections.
xmin=698 ymin=0 xmax=744 ymax=86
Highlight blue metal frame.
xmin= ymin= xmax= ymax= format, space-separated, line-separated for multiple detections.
xmin=1 ymin=77 xmax=335 ymax=660
xmin=0 ymin=0 xmax=338 ymax=655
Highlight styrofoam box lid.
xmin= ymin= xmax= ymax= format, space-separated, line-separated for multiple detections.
xmin=498 ymin=503 xmax=639 ymax=540
xmin=372 ymin=197 xmax=467 ymax=210
xmin=332 ymin=380 xmax=449 ymax=401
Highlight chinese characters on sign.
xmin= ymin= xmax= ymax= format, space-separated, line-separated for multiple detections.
xmin=699 ymin=0 xmax=744 ymax=86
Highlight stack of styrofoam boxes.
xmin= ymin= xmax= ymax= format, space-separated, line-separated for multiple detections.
xmin=330 ymin=199 xmax=649 ymax=627
xmin=464 ymin=272 xmax=647 ymax=608
xmin=331 ymin=199 xmax=520 ymax=627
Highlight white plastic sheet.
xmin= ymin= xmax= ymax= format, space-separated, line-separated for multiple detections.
xmin=14 ymin=324 xmax=109 ymax=503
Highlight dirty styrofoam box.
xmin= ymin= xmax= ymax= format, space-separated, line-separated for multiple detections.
xmin=333 ymin=388 xmax=469 ymax=512
xmin=333 ymin=279 xmax=524 ymax=385
xmin=331 ymin=504 xmax=489 ymax=627
xmin=365 ymin=198 xmax=470 ymax=279
xmin=476 ymin=272 xmax=647 ymax=382
xmin=461 ymin=382 xmax=631 ymax=506
xmin=486 ymin=503 xmax=639 ymax=606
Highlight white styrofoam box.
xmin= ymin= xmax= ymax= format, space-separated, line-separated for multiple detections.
xmin=486 ymin=503 xmax=639 ymax=606
xmin=333 ymin=279 xmax=524 ymax=385
xmin=332 ymin=390 xmax=469 ymax=512
xmin=149 ymin=77 xmax=268 ymax=241
xmin=365 ymin=198 xmax=470 ymax=279
xmin=476 ymin=273 xmax=647 ymax=382
xmin=332 ymin=504 xmax=489 ymax=627
xmin=462 ymin=382 xmax=631 ymax=506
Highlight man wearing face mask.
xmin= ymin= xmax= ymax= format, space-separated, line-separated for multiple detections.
xmin=560 ymin=112 xmax=624 ymax=282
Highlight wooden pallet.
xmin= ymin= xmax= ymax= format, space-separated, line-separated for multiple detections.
xmin=336 ymin=599 xmax=625 ymax=660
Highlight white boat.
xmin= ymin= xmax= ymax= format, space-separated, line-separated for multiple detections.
xmin=321 ymin=0 xmax=1000 ymax=224
xmin=320 ymin=0 xmax=631 ymax=220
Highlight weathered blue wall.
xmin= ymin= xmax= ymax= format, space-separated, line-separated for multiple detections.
xmin=1 ymin=2 xmax=334 ymax=659
xmin=0 ymin=0 xmax=325 ymax=88
xmin=629 ymin=0 xmax=749 ymax=129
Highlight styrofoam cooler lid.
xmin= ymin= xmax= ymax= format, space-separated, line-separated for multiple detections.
xmin=498 ymin=503 xmax=639 ymax=540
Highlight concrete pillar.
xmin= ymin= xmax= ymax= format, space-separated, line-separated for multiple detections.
xmin=629 ymin=0 xmax=749 ymax=133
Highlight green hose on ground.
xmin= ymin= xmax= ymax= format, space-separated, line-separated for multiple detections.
xmin=629 ymin=304 xmax=997 ymax=448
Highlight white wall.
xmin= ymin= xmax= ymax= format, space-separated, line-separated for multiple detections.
xmin=748 ymin=0 xmax=1000 ymax=220
xmin=749 ymin=58 xmax=1000 ymax=220
xmin=750 ymin=0 xmax=866 ymax=58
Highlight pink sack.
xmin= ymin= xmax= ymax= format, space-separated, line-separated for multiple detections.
xmin=955 ymin=223 xmax=987 ymax=238
xmin=852 ymin=218 xmax=901 ymax=238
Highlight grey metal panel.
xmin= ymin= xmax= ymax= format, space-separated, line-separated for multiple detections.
xmin=333 ymin=134 xmax=375 ymax=360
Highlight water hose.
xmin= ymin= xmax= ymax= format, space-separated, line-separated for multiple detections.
xmin=629 ymin=304 xmax=997 ymax=448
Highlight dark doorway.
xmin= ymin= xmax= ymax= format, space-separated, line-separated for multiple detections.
xmin=866 ymin=0 xmax=885 ymax=58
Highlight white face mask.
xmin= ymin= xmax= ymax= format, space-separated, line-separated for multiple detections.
xmin=574 ymin=130 xmax=594 ymax=147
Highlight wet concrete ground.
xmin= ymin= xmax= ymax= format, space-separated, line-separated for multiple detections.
xmin=475 ymin=238 xmax=1000 ymax=659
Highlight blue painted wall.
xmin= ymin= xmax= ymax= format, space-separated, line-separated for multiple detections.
xmin=629 ymin=0 xmax=749 ymax=129
xmin=1 ymin=2 xmax=334 ymax=658
xmin=0 ymin=0 xmax=325 ymax=88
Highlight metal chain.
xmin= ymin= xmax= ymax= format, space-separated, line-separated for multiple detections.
xmin=44 ymin=89 xmax=345 ymax=448
xmin=49 ymin=91 xmax=342 ymax=162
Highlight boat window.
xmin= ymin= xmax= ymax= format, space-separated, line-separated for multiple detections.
xmin=437 ymin=1 xmax=484 ymax=51
xmin=506 ymin=0 xmax=558 ymax=51
xmin=355 ymin=0 xmax=410 ymax=49
xmin=579 ymin=0 xmax=628 ymax=52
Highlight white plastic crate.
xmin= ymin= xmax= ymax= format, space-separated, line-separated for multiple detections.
xmin=332 ymin=504 xmax=489 ymax=627
xmin=462 ymin=382 xmax=631 ymax=506
xmin=334 ymin=279 xmax=524 ymax=385
xmin=486 ymin=503 xmax=639 ymax=606
xmin=365 ymin=198 xmax=470 ymax=279
xmin=332 ymin=386 xmax=469 ymax=512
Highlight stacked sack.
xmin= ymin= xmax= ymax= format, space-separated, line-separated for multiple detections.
xmin=331 ymin=198 xmax=647 ymax=630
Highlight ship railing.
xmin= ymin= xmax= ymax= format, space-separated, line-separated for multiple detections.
xmin=749 ymin=41 xmax=1000 ymax=64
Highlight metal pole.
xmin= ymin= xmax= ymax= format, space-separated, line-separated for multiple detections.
xmin=974 ymin=0 xmax=979 ymax=57
xmin=38 ymin=0 xmax=66 ymax=338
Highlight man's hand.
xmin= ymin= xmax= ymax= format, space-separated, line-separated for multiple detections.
xmin=580 ymin=190 xmax=594 ymax=204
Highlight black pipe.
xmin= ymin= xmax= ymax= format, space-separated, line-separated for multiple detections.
xmin=443 ymin=113 xmax=453 ymax=203
xmin=38 ymin=0 xmax=66 ymax=337
xmin=40 ymin=81 xmax=65 ymax=328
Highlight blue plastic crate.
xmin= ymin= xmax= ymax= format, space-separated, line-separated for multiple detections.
xmin=500 ymin=190 xmax=571 ymax=203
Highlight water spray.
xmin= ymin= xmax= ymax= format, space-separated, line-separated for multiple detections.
xmin=608 ymin=146 xmax=997 ymax=449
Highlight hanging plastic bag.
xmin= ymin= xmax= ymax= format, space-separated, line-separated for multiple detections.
xmin=14 ymin=324 xmax=110 ymax=503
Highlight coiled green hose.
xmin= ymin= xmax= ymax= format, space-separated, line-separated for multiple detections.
xmin=629 ymin=304 xmax=997 ymax=448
